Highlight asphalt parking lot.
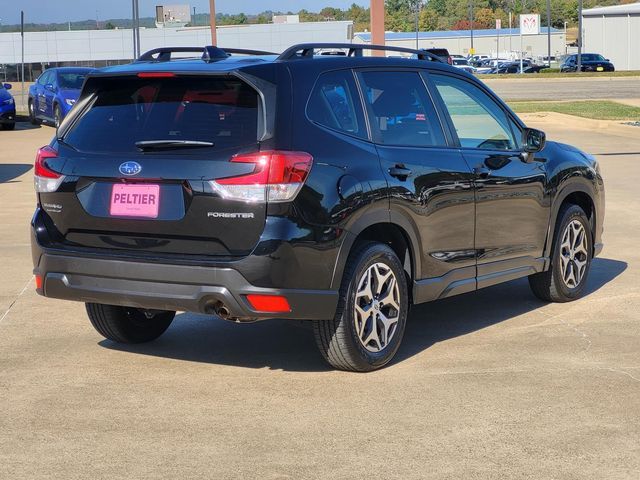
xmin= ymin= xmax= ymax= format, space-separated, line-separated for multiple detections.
xmin=1 ymin=116 xmax=639 ymax=479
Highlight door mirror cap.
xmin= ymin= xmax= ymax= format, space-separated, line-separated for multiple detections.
xmin=45 ymin=83 xmax=56 ymax=92
xmin=522 ymin=128 xmax=546 ymax=154
xmin=3 ymin=83 xmax=11 ymax=90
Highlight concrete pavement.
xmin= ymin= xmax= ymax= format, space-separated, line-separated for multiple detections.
xmin=0 ymin=118 xmax=639 ymax=479
xmin=485 ymin=76 xmax=640 ymax=101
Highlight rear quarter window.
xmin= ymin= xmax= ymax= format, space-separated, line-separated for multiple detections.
xmin=64 ymin=76 xmax=259 ymax=153
xmin=306 ymin=70 xmax=367 ymax=140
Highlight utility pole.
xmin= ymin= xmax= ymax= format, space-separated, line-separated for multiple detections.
xmin=21 ymin=11 xmax=25 ymax=112
xmin=193 ymin=7 xmax=196 ymax=27
xmin=412 ymin=0 xmax=422 ymax=50
xmin=546 ymin=0 xmax=551 ymax=67
xmin=209 ymin=0 xmax=217 ymax=45
xmin=469 ymin=0 xmax=475 ymax=55
xmin=577 ymin=0 xmax=583 ymax=72
xmin=370 ymin=0 xmax=385 ymax=55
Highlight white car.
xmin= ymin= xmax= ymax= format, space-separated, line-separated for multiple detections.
xmin=452 ymin=58 xmax=476 ymax=74
xmin=475 ymin=58 xmax=510 ymax=74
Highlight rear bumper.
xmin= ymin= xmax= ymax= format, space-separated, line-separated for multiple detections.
xmin=33 ymin=249 xmax=339 ymax=322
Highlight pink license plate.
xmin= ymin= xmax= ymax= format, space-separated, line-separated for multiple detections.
xmin=110 ymin=184 xmax=160 ymax=218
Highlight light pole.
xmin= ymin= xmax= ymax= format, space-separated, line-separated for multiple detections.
xmin=577 ymin=0 xmax=583 ymax=72
xmin=546 ymin=0 xmax=551 ymax=67
xmin=469 ymin=0 xmax=475 ymax=55
xmin=410 ymin=0 xmax=422 ymax=50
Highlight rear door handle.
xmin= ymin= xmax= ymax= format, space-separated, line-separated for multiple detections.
xmin=389 ymin=166 xmax=412 ymax=180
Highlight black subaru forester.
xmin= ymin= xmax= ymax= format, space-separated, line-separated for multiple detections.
xmin=31 ymin=44 xmax=605 ymax=371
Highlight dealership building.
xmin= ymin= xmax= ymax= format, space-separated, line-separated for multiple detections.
xmin=582 ymin=2 xmax=640 ymax=71
xmin=0 ymin=20 xmax=354 ymax=81
xmin=354 ymin=27 xmax=566 ymax=60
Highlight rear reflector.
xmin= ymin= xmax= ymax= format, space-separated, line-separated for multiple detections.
xmin=35 ymin=275 xmax=43 ymax=290
xmin=34 ymin=146 xmax=66 ymax=193
xmin=246 ymin=294 xmax=291 ymax=313
xmin=210 ymin=151 xmax=313 ymax=203
xmin=137 ymin=72 xmax=176 ymax=78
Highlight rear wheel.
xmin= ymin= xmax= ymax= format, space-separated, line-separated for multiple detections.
xmin=86 ymin=303 xmax=175 ymax=344
xmin=529 ymin=204 xmax=593 ymax=302
xmin=313 ymin=242 xmax=409 ymax=372
xmin=54 ymin=104 xmax=62 ymax=128
xmin=29 ymin=99 xmax=40 ymax=125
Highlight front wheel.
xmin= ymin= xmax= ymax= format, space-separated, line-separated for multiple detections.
xmin=54 ymin=105 xmax=62 ymax=129
xmin=529 ymin=204 xmax=593 ymax=302
xmin=86 ymin=303 xmax=175 ymax=344
xmin=313 ymin=242 xmax=409 ymax=372
xmin=29 ymin=100 xmax=40 ymax=125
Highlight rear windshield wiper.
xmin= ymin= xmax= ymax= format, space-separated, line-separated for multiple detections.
xmin=135 ymin=140 xmax=215 ymax=151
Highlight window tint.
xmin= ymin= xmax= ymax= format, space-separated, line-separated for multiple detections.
xmin=432 ymin=74 xmax=516 ymax=151
xmin=64 ymin=76 xmax=259 ymax=153
xmin=58 ymin=71 xmax=90 ymax=89
xmin=307 ymin=70 xmax=366 ymax=139
xmin=38 ymin=71 xmax=52 ymax=86
xmin=359 ymin=71 xmax=445 ymax=147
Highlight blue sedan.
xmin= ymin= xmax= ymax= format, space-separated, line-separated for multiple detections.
xmin=0 ymin=82 xmax=16 ymax=131
xmin=28 ymin=67 xmax=96 ymax=127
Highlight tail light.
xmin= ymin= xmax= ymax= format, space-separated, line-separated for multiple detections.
xmin=209 ymin=151 xmax=313 ymax=203
xmin=447 ymin=56 xmax=453 ymax=65
xmin=34 ymin=146 xmax=65 ymax=193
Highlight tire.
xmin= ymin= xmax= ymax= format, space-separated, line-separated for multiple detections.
xmin=313 ymin=242 xmax=409 ymax=372
xmin=86 ymin=303 xmax=175 ymax=344
xmin=1 ymin=122 xmax=15 ymax=131
xmin=28 ymin=100 xmax=40 ymax=125
xmin=54 ymin=104 xmax=62 ymax=129
xmin=529 ymin=204 xmax=593 ymax=302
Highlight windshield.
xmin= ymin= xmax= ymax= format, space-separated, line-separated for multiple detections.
xmin=580 ymin=54 xmax=606 ymax=62
xmin=453 ymin=59 xmax=468 ymax=65
xmin=58 ymin=72 xmax=91 ymax=89
xmin=64 ymin=76 xmax=259 ymax=154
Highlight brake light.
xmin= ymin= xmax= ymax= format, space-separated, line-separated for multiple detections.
xmin=210 ymin=151 xmax=313 ymax=203
xmin=137 ymin=72 xmax=176 ymax=78
xmin=447 ymin=56 xmax=453 ymax=65
xmin=34 ymin=146 xmax=66 ymax=193
xmin=246 ymin=294 xmax=291 ymax=313
xmin=35 ymin=274 xmax=43 ymax=290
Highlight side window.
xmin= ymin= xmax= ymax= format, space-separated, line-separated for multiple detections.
xmin=431 ymin=74 xmax=516 ymax=151
xmin=37 ymin=71 xmax=51 ymax=86
xmin=509 ymin=117 xmax=523 ymax=149
xmin=307 ymin=70 xmax=367 ymax=139
xmin=358 ymin=71 xmax=446 ymax=147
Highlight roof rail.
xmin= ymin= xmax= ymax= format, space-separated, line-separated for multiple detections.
xmin=137 ymin=46 xmax=277 ymax=63
xmin=277 ymin=43 xmax=444 ymax=63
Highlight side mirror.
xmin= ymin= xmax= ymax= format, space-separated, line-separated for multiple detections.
xmin=3 ymin=83 xmax=12 ymax=90
xmin=523 ymin=128 xmax=546 ymax=153
xmin=521 ymin=128 xmax=546 ymax=162
xmin=45 ymin=83 xmax=56 ymax=92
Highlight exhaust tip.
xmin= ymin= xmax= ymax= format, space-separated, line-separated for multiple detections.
xmin=205 ymin=301 xmax=231 ymax=320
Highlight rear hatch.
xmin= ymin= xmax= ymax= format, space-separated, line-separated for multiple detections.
xmin=39 ymin=73 xmax=270 ymax=257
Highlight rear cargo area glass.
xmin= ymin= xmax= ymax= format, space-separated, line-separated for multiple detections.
xmin=64 ymin=76 xmax=259 ymax=153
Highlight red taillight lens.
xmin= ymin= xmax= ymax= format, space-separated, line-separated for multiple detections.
xmin=34 ymin=145 xmax=65 ymax=193
xmin=210 ymin=151 xmax=313 ymax=203
xmin=35 ymin=274 xmax=43 ymax=290
xmin=35 ymin=146 xmax=60 ymax=179
xmin=448 ymin=56 xmax=453 ymax=65
xmin=137 ymin=72 xmax=176 ymax=78
xmin=246 ymin=294 xmax=291 ymax=313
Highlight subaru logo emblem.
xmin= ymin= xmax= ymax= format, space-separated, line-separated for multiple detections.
xmin=119 ymin=161 xmax=142 ymax=176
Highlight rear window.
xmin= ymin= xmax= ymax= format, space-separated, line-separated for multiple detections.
xmin=64 ymin=76 xmax=259 ymax=153
xmin=58 ymin=71 xmax=91 ymax=89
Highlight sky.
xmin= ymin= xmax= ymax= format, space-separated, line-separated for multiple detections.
xmin=1 ymin=0 xmax=370 ymax=25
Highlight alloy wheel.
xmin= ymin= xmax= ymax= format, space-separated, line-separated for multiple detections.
xmin=353 ymin=262 xmax=401 ymax=352
xmin=559 ymin=219 xmax=589 ymax=288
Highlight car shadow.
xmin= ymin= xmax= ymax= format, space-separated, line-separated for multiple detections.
xmin=0 ymin=164 xmax=33 ymax=183
xmin=13 ymin=120 xmax=42 ymax=131
xmin=99 ymin=257 xmax=627 ymax=372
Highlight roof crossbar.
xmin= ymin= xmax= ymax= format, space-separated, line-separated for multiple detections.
xmin=277 ymin=43 xmax=443 ymax=63
xmin=137 ymin=46 xmax=277 ymax=63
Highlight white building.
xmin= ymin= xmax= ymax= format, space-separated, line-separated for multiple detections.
xmin=354 ymin=28 xmax=566 ymax=60
xmin=0 ymin=21 xmax=354 ymax=79
xmin=582 ymin=3 xmax=640 ymax=71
